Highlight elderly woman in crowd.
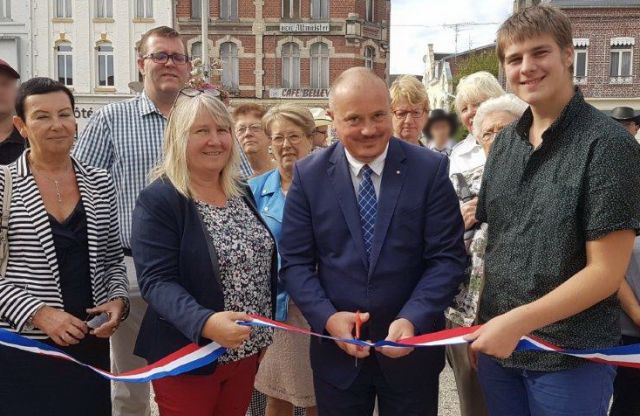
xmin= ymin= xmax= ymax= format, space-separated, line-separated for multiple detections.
xmin=389 ymin=75 xmax=430 ymax=146
xmin=233 ymin=104 xmax=275 ymax=177
xmin=445 ymin=94 xmax=527 ymax=416
xmin=0 ymin=77 xmax=128 ymax=416
xmin=250 ymin=103 xmax=317 ymax=416
xmin=130 ymin=89 xmax=277 ymax=416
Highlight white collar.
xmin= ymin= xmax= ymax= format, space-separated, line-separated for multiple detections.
xmin=344 ymin=142 xmax=389 ymax=177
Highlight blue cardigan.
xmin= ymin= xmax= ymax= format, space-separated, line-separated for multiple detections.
xmin=249 ymin=169 xmax=289 ymax=321
xmin=131 ymin=178 xmax=278 ymax=375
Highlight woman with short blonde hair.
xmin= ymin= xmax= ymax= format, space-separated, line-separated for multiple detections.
xmin=132 ymin=89 xmax=278 ymax=416
xmin=389 ymin=75 xmax=430 ymax=146
xmin=251 ymin=102 xmax=317 ymax=416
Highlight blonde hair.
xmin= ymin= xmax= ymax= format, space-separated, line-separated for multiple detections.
xmin=389 ymin=75 xmax=429 ymax=111
xmin=262 ymin=103 xmax=316 ymax=138
xmin=150 ymin=92 xmax=244 ymax=199
xmin=496 ymin=5 xmax=573 ymax=64
xmin=454 ymin=71 xmax=505 ymax=116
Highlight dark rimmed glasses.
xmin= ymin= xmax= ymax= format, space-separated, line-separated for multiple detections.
xmin=143 ymin=52 xmax=190 ymax=65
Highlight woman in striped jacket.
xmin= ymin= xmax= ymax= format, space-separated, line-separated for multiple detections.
xmin=0 ymin=78 xmax=129 ymax=416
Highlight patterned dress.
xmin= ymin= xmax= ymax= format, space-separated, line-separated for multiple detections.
xmin=197 ymin=197 xmax=274 ymax=363
xmin=445 ymin=165 xmax=487 ymax=327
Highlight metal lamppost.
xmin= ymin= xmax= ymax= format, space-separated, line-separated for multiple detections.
xmin=201 ymin=0 xmax=210 ymax=81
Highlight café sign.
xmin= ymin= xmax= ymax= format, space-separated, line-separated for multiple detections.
xmin=269 ymin=88 xmax=330 ymax=99
xmin=279 ymin=22 xmax=330 ymax=33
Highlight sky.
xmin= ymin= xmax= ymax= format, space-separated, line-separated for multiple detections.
xmin=389 ymin=0 xmax=514 ymax=75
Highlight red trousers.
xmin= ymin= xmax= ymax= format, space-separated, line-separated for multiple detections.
xmin=152 ymin=355 xmax=259 ymax=416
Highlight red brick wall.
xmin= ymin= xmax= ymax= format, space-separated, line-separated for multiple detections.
xmin=564 ymin=7 xmax=640 ymax=98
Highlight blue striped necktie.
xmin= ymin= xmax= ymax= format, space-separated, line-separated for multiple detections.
xmin=357 ymin=164 xmax=377 ymax=258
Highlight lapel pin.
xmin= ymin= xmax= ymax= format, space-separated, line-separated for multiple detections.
xmin=396 ymin=170 xmax=401 ymax=175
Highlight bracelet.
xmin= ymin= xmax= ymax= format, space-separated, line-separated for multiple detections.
xmin=112 ymin=296 xmax=130 ymax=321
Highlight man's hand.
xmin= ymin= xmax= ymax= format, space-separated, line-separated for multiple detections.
xmin=325 ymin=311 xmax=371 ymax=358
xmin=461 ymin=198 xmax=478 ymax=230
xmin=465 ymin=310 xmax=530 ymax=359
xmin=32 ymin=306 xmax=88 ymax=347
xmin=86 ymin=299 xmax=126 ymax=338
xmin=376 ymin=318 xmax=415 ymax=358
xmin=201 ymin=311 xmax=252 ymax=349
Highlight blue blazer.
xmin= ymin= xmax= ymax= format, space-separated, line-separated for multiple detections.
xmin=249 ymin=169 xmax=289 ymax=322
xmin=279 ymin=138 xmax=467 ymax=389
xmin=131 ymin=178 xmax=278 ymax=375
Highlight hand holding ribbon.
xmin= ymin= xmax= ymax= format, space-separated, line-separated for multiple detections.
xmin=376 ymin=318 xmax=416 ymax=358
xmin=325 ymin=311 xmax=370 ymax=359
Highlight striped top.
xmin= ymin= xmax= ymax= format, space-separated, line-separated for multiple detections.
xmin=0 ymin=152 xmax=128 ymax=339
xmin=73 ymin=91 xmax=253 ymax=249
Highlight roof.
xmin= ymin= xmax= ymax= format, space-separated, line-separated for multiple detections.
xmin=549 ymin=0 xmax=640 ymax=7
xmin=442 ymin=43 xmax=496 ymax=61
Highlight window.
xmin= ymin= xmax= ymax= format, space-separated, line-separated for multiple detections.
xmin=135 ymin=0 xmax=153 ymax=18
xmin=365 ymin=0 xmax=374 ymax=22
xmin=97 ymin=42 xmax=115 ymax=87
xmin=282 ymin=0 xmax=300 ymax=19
xmin=55 ymin=42 xmax=73 ymax=86
xmin=96 ymin=0 xmax=113 ymax=18
xmin=220 ymin=0 xmax=238 ymax=20
xmin=311 ymin=0 xmax=328 ymax=20
xmin=55 ymin=0 xmax=72 ymax=18
xmin=0 ymin=0 xmax=10 ymax=20
xmin=191 ymin=42 xmax=202 ymax=60
xmin=282 ymin=43 xmax=300 ymax=88
xmin=220 ymin=42 xmax=239 ymax=90
xmin=573 ymin=47 xmax=587 ymax=83
xmin=364 ymin=46 xmax=375 ymax=69
xmin=310 ymin=42 xmax=329 ymax=89
xmin=610 ymin=47 xmax=633 ymax=78
xmin=191 ymin=0 xmax=201 ymax=19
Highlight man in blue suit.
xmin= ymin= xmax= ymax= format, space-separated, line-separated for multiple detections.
xmin=279 ymin=67 xmax=467 ymax=415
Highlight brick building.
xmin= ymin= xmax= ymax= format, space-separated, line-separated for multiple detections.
xmin=548 ymin=0 xmax=640 ymax=111
xmin=175 ymin=0 xmax=390 ymax=106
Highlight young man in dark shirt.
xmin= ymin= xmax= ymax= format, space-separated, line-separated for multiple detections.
xmin=466 ymin=5 xmax=640 ymax=416
xmin=0 ymin=59 xmax=22 ymax=165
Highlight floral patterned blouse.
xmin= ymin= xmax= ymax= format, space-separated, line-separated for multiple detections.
xmin=197 ymin=197 xmax=274 ymax=363
xmin=445 ymin=165 xmax=487 ymax=327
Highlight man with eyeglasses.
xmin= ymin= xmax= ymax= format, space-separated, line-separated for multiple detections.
xmin=73 ymin=26 xmax=192 ymax=416
xmin=233 ymin=104 xmax=275 ymax=177
xmin=389 ymin=75 xmax=430 ymax=147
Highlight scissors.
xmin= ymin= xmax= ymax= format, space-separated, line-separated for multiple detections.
xmin=354 ymin=310 xmax=363 ymax=367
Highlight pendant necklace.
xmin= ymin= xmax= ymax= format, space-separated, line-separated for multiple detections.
xmin=30 ymin=160 xmax=69 ymax=204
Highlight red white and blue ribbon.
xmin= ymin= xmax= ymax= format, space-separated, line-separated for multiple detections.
xmin=2 ymin=313 xmax=640 ymax=383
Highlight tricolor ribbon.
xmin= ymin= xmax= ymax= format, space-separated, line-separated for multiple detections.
xmin=2 ymin=314 xmax=640 ymax=383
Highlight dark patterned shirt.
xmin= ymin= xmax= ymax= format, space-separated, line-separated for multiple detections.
xmin=197 ymin=197 xmax=274 ymax=363
xmin=477 ymin=89 xmax=640 ymax=371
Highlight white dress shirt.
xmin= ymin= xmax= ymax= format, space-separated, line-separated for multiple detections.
xmin=449 ymin=133 xmax=486 ymax=177
xmin=344 ymin=143 xmax=389 ymax=198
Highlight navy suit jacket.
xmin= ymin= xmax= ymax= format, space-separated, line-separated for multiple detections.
xmin=131 ymin=178 xmax=278 ymax=375
xmin=279 ymin=138 xmax=467 ymax=389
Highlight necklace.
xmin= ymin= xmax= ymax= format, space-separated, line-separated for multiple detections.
xmin=29 ymin=158 xmax=72 ymax=204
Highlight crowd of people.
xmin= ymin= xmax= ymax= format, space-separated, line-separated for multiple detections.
xmin=1 ymin=4 xmax=640 ymax=416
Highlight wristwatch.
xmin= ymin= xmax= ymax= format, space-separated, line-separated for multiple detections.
xmin=24 ymin=304 xmax=46 ymax=331
xmin=112 ymin=296 xmax=130 ymax=321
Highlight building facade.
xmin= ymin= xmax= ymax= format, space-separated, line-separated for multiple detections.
xmin=0 ymin=0 xmax=33 ymax=79
xmin=175 ymin=0 xmax=390 ymax=106
xmin=548 ymin=0 xmax=640 ymax=111
xmin=31 ymin=0 xmax=173 ymax=131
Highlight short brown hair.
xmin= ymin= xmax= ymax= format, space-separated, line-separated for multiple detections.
xmin=496 ymin=5 xmax=573 ymax=63
xmin=232 ymin=103 xmax=267 ymax=120
xmin=137 ymin=26 xmax=184 ymax=57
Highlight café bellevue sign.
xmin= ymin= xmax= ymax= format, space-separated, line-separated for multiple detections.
xmin=279 ymin=22 xmax=330 ymax=32
xmin=269 ymin=88 xmax=330 ymax=99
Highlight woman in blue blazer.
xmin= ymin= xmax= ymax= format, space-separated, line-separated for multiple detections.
xmin=250 ymin=104 xmax=318 ymax=415
xmin=131 ymin=91 xmax=277 ymax=416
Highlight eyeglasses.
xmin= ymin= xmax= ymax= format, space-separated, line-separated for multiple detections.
xmin=271 ymin=133 xmax=306 ymax=146
xmin=236 ymin=124 xmax=263 ymax=135
xmin=169 ymin=87 xmax=222 ymax=118
xmin=392 ymin=109 xmax=425 ymax=120
xmin=144 ymin=52 xmax=190 ymax=65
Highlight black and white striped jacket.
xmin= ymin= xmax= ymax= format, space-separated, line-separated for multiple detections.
xmin=0 ymin=151 xmax=128 ymax=339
